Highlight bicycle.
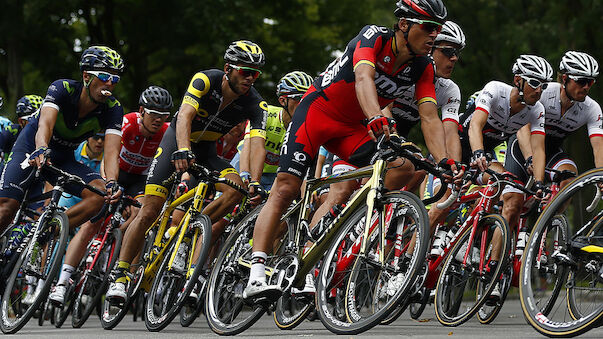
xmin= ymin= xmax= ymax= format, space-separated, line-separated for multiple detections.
xmin=520 ymin=167 xmax=603 ymax=337
xmin=430 ymin=169 xmax=535 ymax=327
xmin=477 ymin=168 xmax=575 ymax=324
xmin=67 ymin=194 xmax=140 ymax=328
xmin=99 ymin=163 xmax=246 ymax=331
xmin=205 ymin=135 xmax=448 ymax=335
xmin=0 ymin=163 xmax=105 ymax=334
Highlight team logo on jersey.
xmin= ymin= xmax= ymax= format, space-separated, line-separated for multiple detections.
xmin=129 ymin=139 xmax=135 ymax=145
xmin=383 ymin=56 xmax=391 ymax=64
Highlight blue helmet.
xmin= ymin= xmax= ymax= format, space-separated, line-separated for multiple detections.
xmin=80 ymin=46 xmax=124 ymax=73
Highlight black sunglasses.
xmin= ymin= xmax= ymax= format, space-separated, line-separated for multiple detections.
xmin=569 ymin=75 xmax=596 ymax=87
xmin=434 ymin=46 xmax=460 ymax=58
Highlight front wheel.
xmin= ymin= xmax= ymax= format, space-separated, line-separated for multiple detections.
xmin=0 ymin=211 xmax=68 ymax=334
xmin=434 ymin=214 xmax=510 ymax=327
xmin=145 ymin=214 xmax=212 ymax=332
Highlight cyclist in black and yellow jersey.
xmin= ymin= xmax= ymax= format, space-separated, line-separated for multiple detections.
xmin=107 ymin=40 xmax=269 ymax=301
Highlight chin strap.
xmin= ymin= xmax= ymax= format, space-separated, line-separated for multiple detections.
xmin=562 ymin=78 xmax=576 ymax=104
xmin=402 ymin=24 xmax=418 ymax=57
xmin=515 ymin=79 xmax=526 ymax=105
xmin=282 ymin=98 xmax=293 ymax=121
xmin=84 ymin=77 xmax=103 ymax=105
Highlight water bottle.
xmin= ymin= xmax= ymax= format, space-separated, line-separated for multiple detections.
xmin=86 ymin=238 xmax=102 ymax=265
xmin=430 ymin=228 xmax=448 ymax=256
xmin=172 ymin=242 xmax=188 ymax=272
xmin=515 ymin=230 xmax=528 ymax=256
xmin=311 ymin=204 xmax=345 ymax=241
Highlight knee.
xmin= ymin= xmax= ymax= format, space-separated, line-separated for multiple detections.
xmin=271 ymin=176 xmax=301 ymax=204
xmin=329 ymin=182 xmax=356 ymax=203
xmin=220 ymin=188 xmax=243 ymax=207
xmin=0 ymin=199 xmax=18 ymax=226
xmin=503 ymin=195 xmax=523 ymax=218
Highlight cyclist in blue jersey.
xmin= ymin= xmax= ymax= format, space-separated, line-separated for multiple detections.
xmin=0 ymin=95 xmax=43 ymax=161
xmin=0 ymin=46 xmax=125 ymax=238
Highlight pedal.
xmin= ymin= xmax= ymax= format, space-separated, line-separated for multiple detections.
xmin=268 ymin=254 xmax=299 ymax=293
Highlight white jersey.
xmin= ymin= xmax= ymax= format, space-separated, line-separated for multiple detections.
xmin=391 ymin=77 xmax=460 ymax=136
xmin=472 ymin=80 xmax=545 ymax=142
xmin=539 ymin=83 xmax=603 ymax=147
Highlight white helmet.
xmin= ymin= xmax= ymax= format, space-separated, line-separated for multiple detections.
xmin=559 ymin=51 xmax=599 ymax=78
xmin=434 ymin=21 xmax=466 ymax=49
xmin=512 ymin=55 xmax=553 ymax=81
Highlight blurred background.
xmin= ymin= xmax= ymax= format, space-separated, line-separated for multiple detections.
xmin=1 ymin=0 xmax=601 ymax=168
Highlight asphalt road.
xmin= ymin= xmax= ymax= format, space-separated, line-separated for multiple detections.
xmin=10 ymin=299 xmax=603 ymax=338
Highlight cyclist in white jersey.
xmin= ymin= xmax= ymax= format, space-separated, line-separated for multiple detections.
xmin=465 ymin=55 xmax=552 ymax=301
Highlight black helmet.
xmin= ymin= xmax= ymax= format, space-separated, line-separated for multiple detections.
xmin=79 ymin=46 xmax=124 ymax=73
xmin=224 ymin=40 xmax=265 ymax=68
xmin=139 ymin=86 xmax=173 ymax=113
xmin=394 ymin=0 xmax=447 ymax=22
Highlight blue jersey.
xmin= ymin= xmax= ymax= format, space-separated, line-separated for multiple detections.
xmin=39 ymin=79 xmax=123 ymax=149
xmin=0 ymin=116 xmax=11 ymax=130
xmin=0 ymin=123 xmax=22 ymax=153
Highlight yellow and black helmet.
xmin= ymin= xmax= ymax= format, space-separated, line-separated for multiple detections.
xmin=80 ymin=46 xmax=124 ymax=73
xmin=16 ymin=94 xmax=43 ymax=118
xmin=276 ymin=71 xmax=314 ymax=96
xmin=224 ymin=40 xmax=265 ymax=68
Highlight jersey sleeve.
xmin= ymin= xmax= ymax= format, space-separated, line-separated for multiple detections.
xmin=586 ymin=101 xmax=603 ymax=138
xmin=352 ymin=25 xmax=389 ymax=71
xmin=475 ymin=81 xmax=497 ymax=115
xmin=439 ymin=82 xmax=461 ymax=124
xmin=0 ymin=127 xmax=11 ymax=152
xmin=42 ymin=79 xmax=70 ymax=111
xmin=104 ymin=98 xmax=124 ymax=136
xmin=414 ymin=60 xmax=437 ymax=106
xmin=530 ymin=103 xmax=546 ymax=135
xmin=247 ymin=99 xmax=268 ymax=139
xmin=182 ymin=71 xmax=211 ymax=111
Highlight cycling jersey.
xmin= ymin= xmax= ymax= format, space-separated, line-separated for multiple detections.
xmin=391 ymin=77 xmax=461 ymax=137
xmin=58 ymin=140 xmax=103 ymax=208
xmin=460 ymin=81 xmax=545 ymax=150
xmin=539 ymin=82 xmax=603 ymax=149
xmin=279 ymin=25 xmax=437 ymax=178
xmin=0 ymin=117 xmax=11 ymax=130
xmin=119 ymin=112 xmax=168 ymax=175
xmin=0 ymin=124 xmax=22 ymax=154
xmin=176 ymin=69 xmax=267 ymax=142
xmin=40 ymin=79 xmax=123 ymax=149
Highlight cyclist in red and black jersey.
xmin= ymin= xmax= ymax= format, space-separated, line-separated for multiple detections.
xmin=245 ymin=0 xmax=459 ymax=300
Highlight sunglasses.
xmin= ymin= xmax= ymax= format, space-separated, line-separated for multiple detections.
xmin=568 ymin=75 xmax=596 ymax=87
xmin=229 ymin=64 xmax=262 ymax=79
xmin=434 ymin=46 xmax=460 ymax=58
xmin=521 ymin=76 xmax=548 ymax=90
xmin=405 ymin=18 xmax=443 ymax=34
xmin=144 ymin=107 xmax=170 ymax=118
xmin=87 ymin=70 xmax=120 ymax=84
xmin=285 ymin=94 xmax=304 ymax=101
xmin=91 ymin=135 xmax=105 ymax=141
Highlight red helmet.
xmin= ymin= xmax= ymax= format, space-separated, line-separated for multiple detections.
xmin=394 ymin=0 xmax=447 ymax=23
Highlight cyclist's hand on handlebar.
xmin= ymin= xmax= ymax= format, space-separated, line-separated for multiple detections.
xmin=248 ymin=181 xmax=267 ymax=207
xmin=105 ymin=180 xmax=123 ymax=204
xmin=171 ymin=148 xmax=195 ymax=172
xmin=29 ymin=146 xmax=51 ymax=169
xmin=534 ymin=180 xmax=550 ymax=201
xmin=367 ymin=116 xmax=396 ymax=142
xmin=470 ymin=149 xmax=489 ymax=172
xmin=524 ymin=156 xmax=534 ymax=176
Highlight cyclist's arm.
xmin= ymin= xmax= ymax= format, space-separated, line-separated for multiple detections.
xmin=176 ymin=104 xmax=194 ymax=151
xmin=590 ymin=136 xmax=603 ymax=168
xmin=248 ymin=136 xmax=266 ymax=183
xmin=239 ymin=137 xmax=251 ymax=174
xmin=468 ymin=108 xmax=487 ymax=153
xmin=443 ymin=120 xmax=461 ymax=162
xmin=419 ymin=102 xmax=448 ymax=163
xmin=530 ymin=131 xmax=546 ymax=182
xmin=355 ymin=63 xmax=381 ymax=121
xmin=103 ymin=133 xmax=121 ymax=182
xmin=36 ymin=106 xmax=59 ymax=149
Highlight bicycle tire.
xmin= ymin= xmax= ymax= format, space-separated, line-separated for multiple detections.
xmin=316 ymin=191 xmax=429 ymax=334
xmin=180 ymin=295 xmax=204 ymax=327
xmin=54 ymin=282 xmax=75 ymax=328
xmin=434 ymin=213 xmax=510 ymax=327
xmin=72 ymin=228 xmax=122 ymax=328
xmin=520 ymin=168 xmax=603 ymax=337
xmin=205 ymin=204 xmax=265 ymax=335
xmin=0 ymin=210 xmax=69 ymax=334
xmin=145 ymin=213 xmax=212 ymax=331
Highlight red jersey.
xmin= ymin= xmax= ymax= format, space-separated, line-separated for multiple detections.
xmin=119 ymin=112 xmax=169 ymax=175
xmin=313 ymin=24 xmax=437 ymax=122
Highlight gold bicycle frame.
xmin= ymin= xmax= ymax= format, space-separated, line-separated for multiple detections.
xmin=139 ymin=181 xmax=209 ymax=291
